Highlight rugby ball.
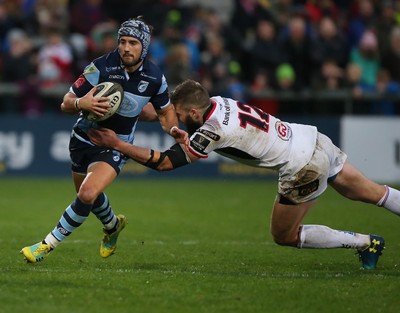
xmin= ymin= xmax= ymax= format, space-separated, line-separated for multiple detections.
xmin=85 ymin=81 xmax=124 ymax=122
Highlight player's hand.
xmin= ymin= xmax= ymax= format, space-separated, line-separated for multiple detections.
xmin=88 ymin=128 xmax=119 ymax=148
xmin=79 ymin=87 xmax=111 ymax=116
xmin=170 ymin=127 xmax=189 ymax=147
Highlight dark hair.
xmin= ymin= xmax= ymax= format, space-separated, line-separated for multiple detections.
xmin=170 ymin=79 xmax=210 ymax=111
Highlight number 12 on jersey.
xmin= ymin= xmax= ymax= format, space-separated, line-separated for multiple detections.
xmin=237 ymin=102 xmax=270 ymax=132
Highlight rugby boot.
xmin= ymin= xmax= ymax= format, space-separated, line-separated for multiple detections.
xmin=20 ymin=241 xmax=52 ymax=263
xmin=358 ymin=234 xmax=385 ymax=269
xmin=100 ymin=214 xmax=127 ymax=258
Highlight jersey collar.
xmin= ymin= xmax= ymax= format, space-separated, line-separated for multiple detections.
xmin=203 ymin=99 xmax=217 ymax=121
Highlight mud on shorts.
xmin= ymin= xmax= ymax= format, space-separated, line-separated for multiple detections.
xmin=69 ymin=135 xmax=127 ymax=175
xmin=278 ymin=132 xmax=347 ymax=204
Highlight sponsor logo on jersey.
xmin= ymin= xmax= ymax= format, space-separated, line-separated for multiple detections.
xmin=140 ymin=72 xmax=157 ymax=80
xmin=83 ymin=63 xmax=97 ymax=75
xmin=106 ymin=66 xmax=122 ymax=72
xmin=199 ymin=129 xmax=220 ymax=141
xmin=73 ymin=75 xmax=87 ymax=88
xmin=108 ymin=74 xmax=125 ymax=80
xmin=222 ymin=98 xmax=231 ymax=125
xmin=275 ymin=121 xmax=292 ymax=141
xmin=191 ymin=134 xmax=210 ymax=153
xmin=138 ymin=80 xmax=149 ymax=93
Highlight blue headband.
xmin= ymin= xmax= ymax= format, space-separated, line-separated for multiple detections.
xmin=118 ymin=19 xmax=151 ymax=60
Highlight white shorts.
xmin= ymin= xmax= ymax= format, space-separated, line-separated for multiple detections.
xmin=278 ymin=132 xmax=347 ymax=204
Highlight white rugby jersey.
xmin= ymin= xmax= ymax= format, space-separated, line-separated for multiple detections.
xmin=188 ymin=96 xmax=318 ymax=177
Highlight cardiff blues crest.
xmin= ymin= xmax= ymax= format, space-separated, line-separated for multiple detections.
xmin=138 ymin=80 xmax=149 ymax=93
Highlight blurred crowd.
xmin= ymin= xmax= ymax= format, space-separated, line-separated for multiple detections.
xmin=1 ymin=0 xmax=400 ymax=116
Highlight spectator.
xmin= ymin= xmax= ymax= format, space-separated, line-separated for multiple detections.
xmin=375 ymin=0 xmax=397 ymax=56
xmin=344 ymin=62 xmax=375 ymax=114
xmin=201 ymin=7 xmax=234 ymax=62
xmin=0 ymin=2 xmax=17 ymax=51
xmin=309 ymin=16 xmax=347 ymax=114
xmin=199 ymin=34 xmax=233 ymax=96
xmin=311 ymin=59 xmax=346 ymax=115
xmin=0 ymin=0 xmax=400 ymax=116
xmin=310 ymin=16 xmax=347 ymax=70
xmin=2 ymin=29 xmax=36 ymax=82
xmin=312 ymin=59 xmax=345 ymax=91
xmin=1 ymin=28 xmax=42 ymax=115
xmin=347 ymin=0 xmax=376 ymax=50
xmin=230 ymin=0 xmax=259 ymax=39
xmin=381 ymin=26 xmax=400 ymax=83
xmin=350 ymin=30 xmax=380 ymax=87
xmin=247 ymin=19 xmax=285 ymax=83
xmin=279 ymin=15 xmax=313 ymax=89
xmin=371 ymin=69 xmax=400 ymax=115
xmin=37 ymin=28 xmax=73 ymax=86
xmin=248 ymin=69 xmax=279 ymax=115
xmin=69 ymin=33 xmax=90 ymax=77
xmin=275 ymin=63 xmax=305 ymax=115
xmin=149 ymin=9 xmax=200 ymax=75
xmin=35 ymin=0 xmax=69 ymax=35
xmin=224 ymin=61 xmax=247 ymax=102
xmin=345 ymin=62 xmax=366 ymax=96
xmin=69 ymin=0 xmax=108 ymax=36
xmin=89 ymin=21 xmax=118 ymax=58
xmin=264 ymin=0 xmax=292 ymax=30
xmin=304 ymin=0 xmax=340 ymax=25
xmin=184 ymin=25 xmax=202 ymax=72
xmin=164 ymin=43 xmax=194 ymax=87
xmin=276 ymin=63 xmax=296 ymax=91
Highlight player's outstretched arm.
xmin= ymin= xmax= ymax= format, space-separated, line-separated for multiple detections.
xmin=88 ymin=128 xmax=196 ymax=171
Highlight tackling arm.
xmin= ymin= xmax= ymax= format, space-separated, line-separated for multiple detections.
xmin=88 ymin=128 xmax=198 ymax=171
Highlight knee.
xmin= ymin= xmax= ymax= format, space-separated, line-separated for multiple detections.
xmin=272 ymin=235 xmax=287 ymax=246
xmin=77 ymin=184 xmax=99 ymax=204
xmin=271 ymin=230 xmax=298 ymax=247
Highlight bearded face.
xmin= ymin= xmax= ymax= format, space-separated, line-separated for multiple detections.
xmin=183 ymin=114 xmax=202 ymax=135
xmin=118 ymin=36 xmax=143 ymax=69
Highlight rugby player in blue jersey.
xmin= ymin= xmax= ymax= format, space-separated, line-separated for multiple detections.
xmin=89 ymin=79 xmax=400 ymax=269
xmin=20 ymin=17 xmax=188 ymax=263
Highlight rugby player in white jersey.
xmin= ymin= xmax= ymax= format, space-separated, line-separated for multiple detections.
xmin=89 ymin=79 xmax=400 ymax=269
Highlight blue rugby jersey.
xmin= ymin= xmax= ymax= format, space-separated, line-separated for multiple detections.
xmin=69 ymin=49 xmax=170 ymax=145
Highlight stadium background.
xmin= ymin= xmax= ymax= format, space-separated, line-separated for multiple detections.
xmin=0 ymin=0 xmax=399 ymax=182
xmin=1 ymin=4 xmax=400 ymax=312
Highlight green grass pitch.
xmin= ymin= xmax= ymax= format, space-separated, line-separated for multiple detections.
xmin=1 ymin=178 xmax=399 ymax=313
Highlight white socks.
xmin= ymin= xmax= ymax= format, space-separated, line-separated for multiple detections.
xmin=297 ymin=186 xmax=400 ymax=250
xmin=377 ymin=185 xmax=400 ymax=215
xmin=103 ymin=215 xmax=118 ymax=231
xmin=44 ymin=233 xmax=60 ymax=249
xmin=298 ymin=224 xmax=370 ymax=249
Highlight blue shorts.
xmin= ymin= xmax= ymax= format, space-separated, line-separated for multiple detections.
xmin=69 ymin=134 xmax=127 ymax=174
